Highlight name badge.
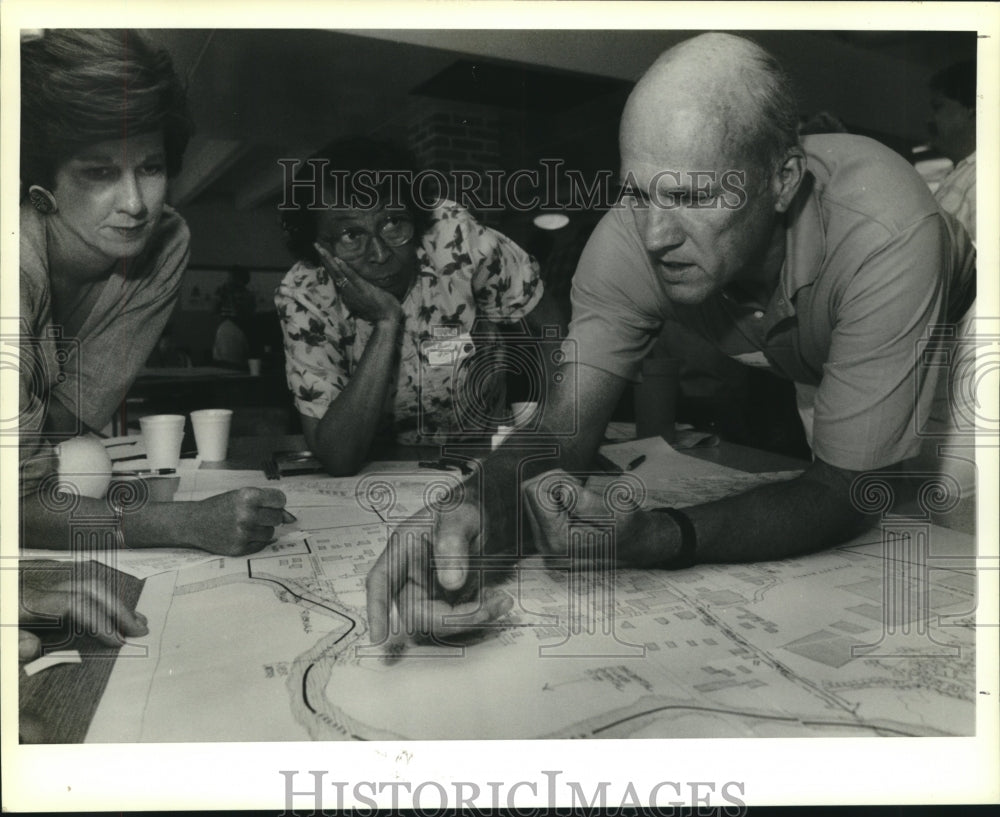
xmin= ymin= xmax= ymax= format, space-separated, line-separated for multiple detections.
xmin=424 ymin=334 xmax=475 ymax=366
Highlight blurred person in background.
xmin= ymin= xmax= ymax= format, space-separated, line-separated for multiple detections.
xmin=927 ymin=60 xmax=976 ymax=242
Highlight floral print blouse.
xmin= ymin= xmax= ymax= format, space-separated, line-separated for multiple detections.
xmin=275 ymin=201 xmax=543 ymax=444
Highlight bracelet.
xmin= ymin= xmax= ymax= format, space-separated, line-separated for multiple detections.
xmin=650 ymin=507 xmax=698 ymax=570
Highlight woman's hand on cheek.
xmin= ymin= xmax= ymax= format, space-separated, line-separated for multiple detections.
xmin=315 ymin=242 xmax=404 ymax=327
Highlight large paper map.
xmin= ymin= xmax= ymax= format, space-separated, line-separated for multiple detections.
xmin=86 ymin=448 xmax=977 ymax=742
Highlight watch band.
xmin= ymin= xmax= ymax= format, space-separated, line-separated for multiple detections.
xmin=650 ymin=506 xmax=698 ymax=569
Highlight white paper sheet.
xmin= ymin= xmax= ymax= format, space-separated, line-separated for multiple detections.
xmin=22 ymin=649 xmax=82 ymax=676
xmin=84 ymin=458 xmax=976 ymax=742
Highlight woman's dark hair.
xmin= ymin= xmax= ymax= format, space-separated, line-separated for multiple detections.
xmin=21 ymin=29 xmax=193 ymax=190
xmin=279 ymin=137 xmax=433 ymax=265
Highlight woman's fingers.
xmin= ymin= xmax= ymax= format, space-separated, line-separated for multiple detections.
xmin=314 ymin=242 xmax=364 ymax=289
xmin=314 ymin=242 xmax=349 ymax=287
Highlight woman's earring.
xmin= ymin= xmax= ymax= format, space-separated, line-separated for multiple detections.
xmin=28 ymin=185 xmax=58 ymax=215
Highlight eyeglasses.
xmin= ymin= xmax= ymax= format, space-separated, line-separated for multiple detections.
xmin=327 ymin=214 xmax=415 ymax=259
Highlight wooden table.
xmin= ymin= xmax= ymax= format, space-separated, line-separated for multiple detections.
xmin=17 ymin=433 xmax=973 ymax=742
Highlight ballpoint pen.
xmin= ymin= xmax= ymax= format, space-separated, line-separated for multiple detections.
xmin=626 ymin=454 xmax=647 ymax=471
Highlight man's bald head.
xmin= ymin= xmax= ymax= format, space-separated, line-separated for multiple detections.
xmin=622 ymin=33 xmax=800 ymax=176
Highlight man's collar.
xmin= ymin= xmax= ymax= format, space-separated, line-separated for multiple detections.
xmin=717 ymin=169 xmax=822 ymax=330
xmin=773 ymin=170 xmax=825 ymax=319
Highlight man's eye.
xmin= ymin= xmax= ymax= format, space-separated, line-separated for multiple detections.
xmin=81 ymin=166 xmax=116 ymax=181
xmin=139 ymin=163 xmax=165 ymax=176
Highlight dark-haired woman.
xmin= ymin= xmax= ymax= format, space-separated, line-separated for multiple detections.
xmin=20 ymin=29 xmax=288 ymax=555
xmin=276 ymin=138 xmax=562 ymax=475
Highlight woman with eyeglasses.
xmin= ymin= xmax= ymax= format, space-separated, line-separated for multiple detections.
xmin=277 ymin=138 xmax=561 ymax=476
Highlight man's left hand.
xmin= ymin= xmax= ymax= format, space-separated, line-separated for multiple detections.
xmin=521 ymin=470 xmax=674 ymax=567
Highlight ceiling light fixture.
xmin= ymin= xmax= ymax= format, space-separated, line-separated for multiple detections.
xmin=533 ymin=213 xmax=570 ymax=231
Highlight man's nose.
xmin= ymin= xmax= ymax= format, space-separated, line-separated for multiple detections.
xmin=641 ymin=205 xmax=686 ymax=252
xmin=115 ymin=173 xmax=148 ymax=218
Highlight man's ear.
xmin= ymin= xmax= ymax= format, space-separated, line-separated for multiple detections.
xmin=772 ymin=148 xmax=805 ymax=214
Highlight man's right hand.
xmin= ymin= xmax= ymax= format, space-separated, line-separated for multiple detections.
xmin=186 ymin=487 xmax=289 ymax=556
xmin=364 ymin=495 xmax=513 ymax=646
xmin=19 ymin=559 xmax=149 ymax=650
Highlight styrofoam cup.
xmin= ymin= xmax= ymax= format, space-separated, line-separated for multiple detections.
xmin=190 ymin=409 xmax=233 ymax=462
xmin=139 ymin=414 xmax=186 ymax=469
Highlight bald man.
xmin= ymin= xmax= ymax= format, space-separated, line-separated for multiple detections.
xmin=364 ymin=33 xmax=977 ymax=645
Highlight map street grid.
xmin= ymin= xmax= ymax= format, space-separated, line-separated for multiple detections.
xmin=84 ymin=450 xmax=976 ymax=742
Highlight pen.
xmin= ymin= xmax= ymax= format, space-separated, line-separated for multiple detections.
xmin=281 ymin=510 xmax=298 ymax=524
xmin=626 ymin=454 xmax=647 ymax=471
xmin=114 ymin=468 xmax=177 ymax=476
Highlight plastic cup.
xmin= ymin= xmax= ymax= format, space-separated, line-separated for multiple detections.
xmin=248 ymin=358 xmax=262 ymax=376
xmin=139 ymin=414 xmax=186 ymax=469
xmin=190 ymin=409 xmax=233 ymax=462
xmin=634 ymin=357 xmax=680 ymax=443
xmin=142 ymin=475 xmax=180 ymax=503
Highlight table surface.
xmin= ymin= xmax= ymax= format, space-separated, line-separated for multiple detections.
xmin=18 ymin=433 xmax=974 ymax=743
xmin=135 ymin=365 xmax=268 ymax=380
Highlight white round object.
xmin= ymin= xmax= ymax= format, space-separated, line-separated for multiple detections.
xmin=533 ymin=213 xmax=570 ymax=231
xmin=57 ymin=436 xmax=113 ymax=498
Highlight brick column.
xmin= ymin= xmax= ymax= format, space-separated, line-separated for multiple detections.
xmin=406 ymin=97 xmax=518 ymax=225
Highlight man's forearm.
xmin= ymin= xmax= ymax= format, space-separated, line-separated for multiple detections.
xmin=471 ymin=366 xmax=620 ymax=555
xmin=654 ymin=468 xmax=873 ymax=566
